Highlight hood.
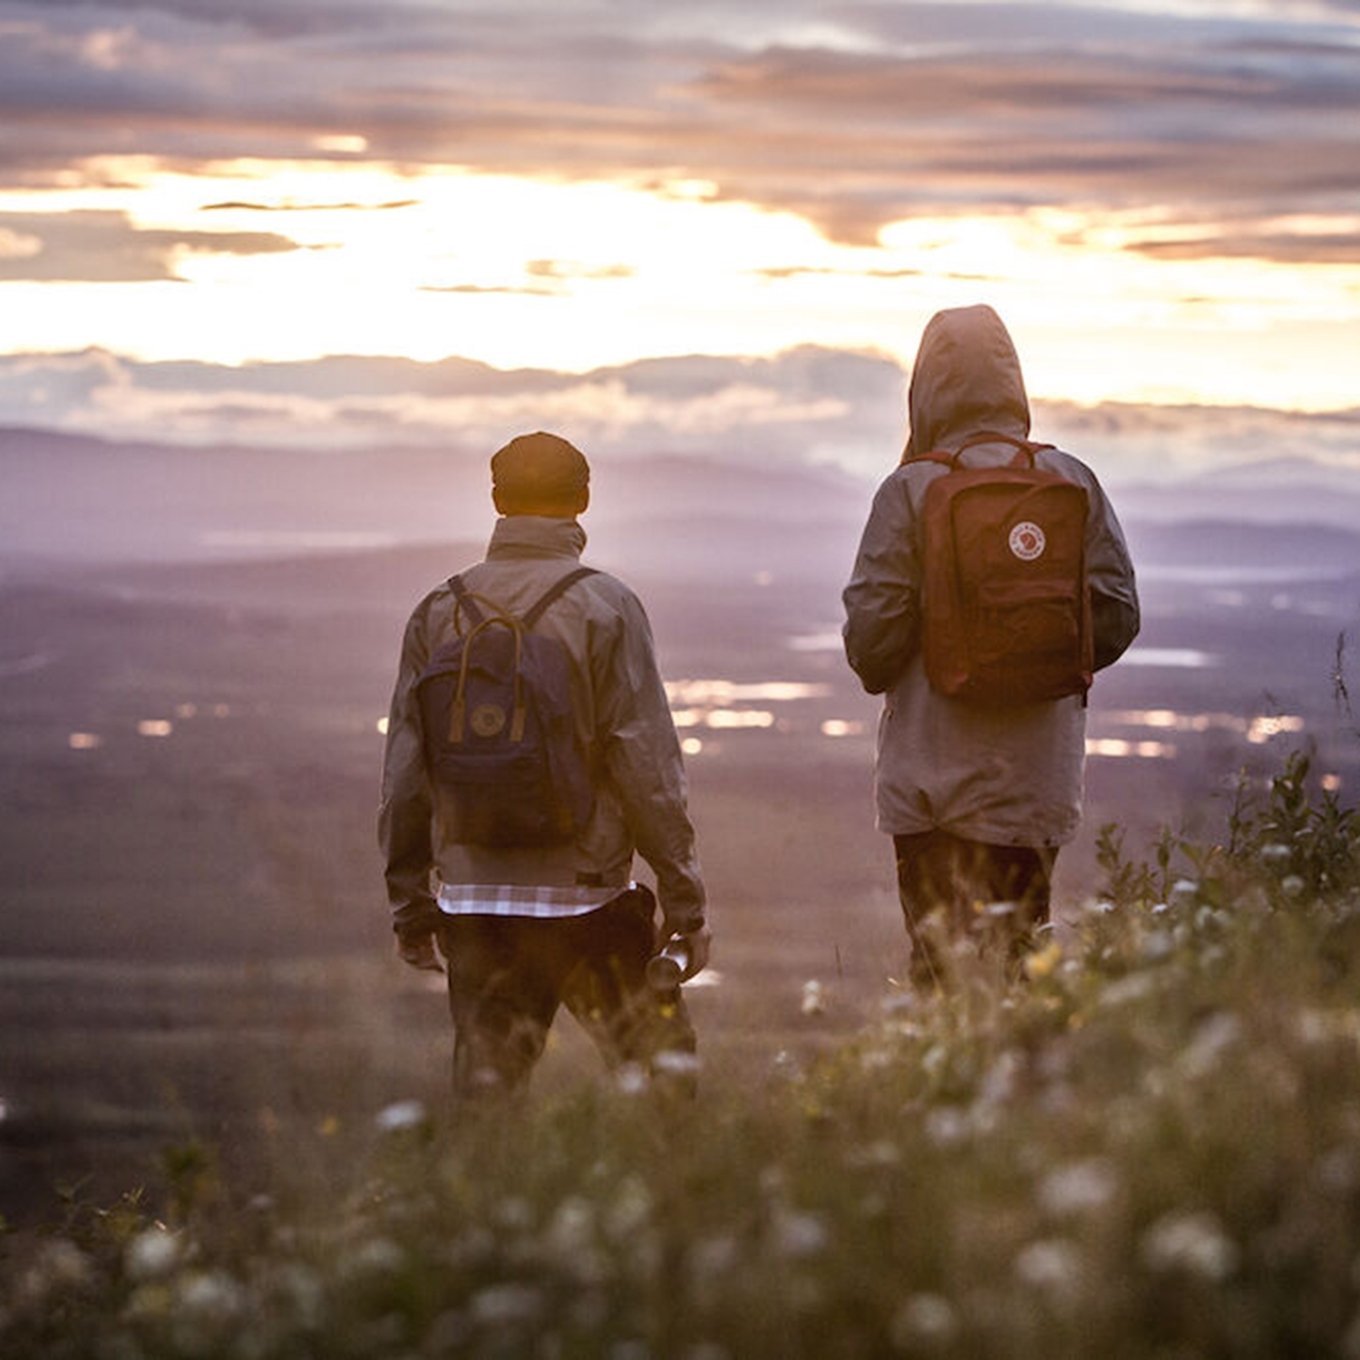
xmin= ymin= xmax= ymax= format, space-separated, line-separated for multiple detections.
xmin=905 ymin=304 xmax=1031 ymax=459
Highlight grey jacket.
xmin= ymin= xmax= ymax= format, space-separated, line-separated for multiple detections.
xmin=843 ymin=304 xmax=1140 ymax=847
xmin=379 ymin=515 xmax=706 ymax=936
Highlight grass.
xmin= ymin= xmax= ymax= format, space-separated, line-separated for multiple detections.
xmin=3 ymin=752 xmax=1360 ymax=1359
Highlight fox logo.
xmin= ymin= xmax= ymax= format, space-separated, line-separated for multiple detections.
xmin=1008 ymin=520 xmax=1046 ymax=561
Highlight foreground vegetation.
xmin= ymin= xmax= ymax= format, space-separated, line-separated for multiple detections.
xmin=4 ymin=752 xmax=1360 ymax=1359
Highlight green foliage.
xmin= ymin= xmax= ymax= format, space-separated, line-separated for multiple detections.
xmin=4 ymin=756 xmax=1360 ymax=1358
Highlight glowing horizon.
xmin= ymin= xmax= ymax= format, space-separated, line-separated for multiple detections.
xmin=1 ymin=157 xmax=1358 ymax=414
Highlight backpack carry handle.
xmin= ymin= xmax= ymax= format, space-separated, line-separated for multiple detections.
xmin=449 ymin=614 xmax=528 ymax=745
xmin=905 ymin=430 xmax=1054 ymax=470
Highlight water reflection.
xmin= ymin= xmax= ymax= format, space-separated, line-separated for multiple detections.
xmin=1086 ymin=738 xmax=1177 ymax=759
xmin=671 ymin=708 xmax=775 ymax=730
xmin=666 ymin=680 xmax=830 ymax=705
xmin=1121 ymin=648 xmax=1217 ymax=669
xmin=1106 ymin=710 xmax=1304 ymax=744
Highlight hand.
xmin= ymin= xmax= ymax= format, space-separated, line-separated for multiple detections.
xmin=397 ymin=931 xmax=445 ymax=974
xmin=674 ymin=922 xmax=712 ymax=980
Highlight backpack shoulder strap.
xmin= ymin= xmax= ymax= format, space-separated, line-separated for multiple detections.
xmin=448 ymin=574 xmax=486 ymax=630
xmin=523 ymin=566 xmax=599 ymax=630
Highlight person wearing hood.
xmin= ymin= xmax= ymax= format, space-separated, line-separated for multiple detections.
xmin=843 ymin=305 xmax=1139 ymax=984
xmin=380 ymin=432 xmax=709 ymax=1099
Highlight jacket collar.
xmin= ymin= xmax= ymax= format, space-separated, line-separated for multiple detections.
xmin=486 ymin=514 xmax=587 ymax=560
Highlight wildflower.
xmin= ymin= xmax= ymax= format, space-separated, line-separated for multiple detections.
xmin=925 ymin=1106 xmax=970 ymax=1147
xmin=269 ymin=1262 xmax=326 ymax=1331
xmin=1170 ymin=878 xmax=1199 ymax=905
xmin=469 ymin=1283 xmax=544 ymax=1328
xmin=604 ymin=1177 xmax=653 ymax=1242
xmin=373 ymin=1098 xmax=429 ymax=1134
xmin=770 ymin=1207 xmax=829 ymax=1259
xmin=1180 ymin=1012 xmax=1242 ymax=1079
xmin=1014 ymin=1237 xmax=1084 ymax=1296
xmin=1260 ymin=842 xmax=1291 ymax=863
xmin=1141 ymin=1210 xmax=1239 ymax=1281
xmin=1281 ymin=874 xmax=1306 ymax=898
xmin=15 ymin=1239 xmax=93 ymax=1310
xmin=1023 ymin=939 xmax=1063 ymax=980
xmin=615 ymin=1061 xmax=649 ymax=1095
xmin=890 ymin=1293 xmax=958 ymax=1348
xmin=124 ymin=1226 xmax=183 ymax=1283
xmin=653 ymin=1049 xmax=701 ymax=1080
xmin=1098 ymin=973 xmax=1157 ymax=1008
xmin=339 ymin=1236 xmax=405 ymax=1280
xmin=1140 ymin=929 xmax=1174 ymax=962
xmin=1038 ymin=1159 xmax=1119 ymax=1218
xmin=545 ymin=1196 xmax=597 ymax=1258
xmin=801 ymin=979 xmax=826 ymax=1016
xmin=171 ymin=1270 xmax=246 ymax=1354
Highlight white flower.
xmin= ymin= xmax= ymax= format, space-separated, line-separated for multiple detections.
xmin=125 ymin=1227 xmax=183 ymax=1282
xmin=171 ymin=1269 xmax=246 ymax=1352
xmin=340 ymin=1236 xmax=405 ymax=1279
xmin=1039 ymin=1159 xmax=1119 ymax=1218
xmin=1260 ymin=842 xmax=1291 ymax=863
xmin=1281 ymin=875 xmax=1306 ymax=898
xmin=604 ymin=1177 xmax=653 ymax=1241
xmin=1141 ymin=1210 xmax=1239 ymax=1281
xmin=1180 ymin=1012 xmax=1242 ymax=1079
xmin=891 ymin=1292 xmax=958 ymax=1347
xmin=374 ymin=1098 xmax=429 ymax=1133
xmin=770 ymin=1208 xmax=829 ymax=1259
xmin=801 ymin=979 xmax=826 ymax=1016
xmin=925 ymin=1106 xmax=970 ymax=1147
xmin=545 ymin=1196 xmax=597 ymax=1259
xmin=615 ymin=1061 xmax=649 ymax=1095
xmin=1014 ymin=1237 xmax=1083 ymax=1295
xmin=469 ymin=1283 xmax=544 ymax=1327
xmin=16 ymin=1239 xmax=93 ymax=1308
xmin=653 ymin=1049 xmax=701 ymax=1079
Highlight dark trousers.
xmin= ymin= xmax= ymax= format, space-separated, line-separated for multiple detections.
xmin=893 ymin=830 xmax=1056 ymax=986
xmin=437 ymin=888 xmax=696 ymax=1100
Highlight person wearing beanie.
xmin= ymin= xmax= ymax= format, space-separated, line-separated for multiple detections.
xmin=380 ymin=431 xmax=709 ymax=1100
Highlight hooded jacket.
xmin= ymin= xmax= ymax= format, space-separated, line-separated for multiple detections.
xmin=842 ymin=304 xmax=1140 ymax=847
xmin=379 ymin=514 xmax=706 ymax=936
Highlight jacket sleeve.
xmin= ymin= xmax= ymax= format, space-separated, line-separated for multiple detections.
xmin=1084 ymin=478 xmax=1141 ymax=670
xmin=842 ymin=474 xmax=921 ymax=695
xmin=377 ymin=598 xmax=440 ymax=938
xmin=594 ymin=590 xmax=707 ymax=934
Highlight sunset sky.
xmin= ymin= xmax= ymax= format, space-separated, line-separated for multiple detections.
xmin=1 ymin=0 xmax=1358 ymax=471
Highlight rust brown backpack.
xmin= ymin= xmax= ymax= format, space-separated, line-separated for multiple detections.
xmin=909 ymin=431 xmax=1093 ymax=705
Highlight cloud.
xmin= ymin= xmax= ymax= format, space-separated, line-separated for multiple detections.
xmin=200 ymin=198 xmax=418 ymax=212
xmin=0 ymin=344 xmax=905 ymax=473
xmin=1 ymin=343 xmax=1356 ymax=496
xmin=0 ymin=0 xmax=1357 ymax=261
xmin=0 ymin=209 xmax=300 ymax=280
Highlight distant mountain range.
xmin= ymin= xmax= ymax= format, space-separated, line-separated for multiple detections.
xmin=2 ymin=427 xmax=1357 ymax=587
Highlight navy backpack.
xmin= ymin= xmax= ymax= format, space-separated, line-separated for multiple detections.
xmin=415 ymin=567 xmax=597 ymax=847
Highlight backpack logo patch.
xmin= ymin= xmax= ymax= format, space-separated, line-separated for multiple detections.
xmin=1008 ymin=520 xmax=1046 ymax=561
xmin=470 ymin=703 xmax=507 ymax=738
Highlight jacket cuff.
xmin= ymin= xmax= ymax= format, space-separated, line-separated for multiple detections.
xmin=393 ymin=899 xmax=440 ymax=938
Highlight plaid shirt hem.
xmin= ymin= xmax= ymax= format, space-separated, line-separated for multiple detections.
xmin=436 ymin=882 xmax=628 ymax=919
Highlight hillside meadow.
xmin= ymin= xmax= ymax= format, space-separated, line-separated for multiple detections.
xmin=3 ymin=750 xmax=1360 ymax=1358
